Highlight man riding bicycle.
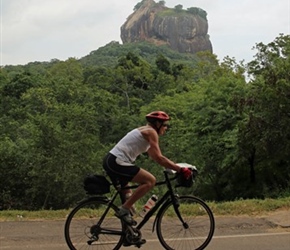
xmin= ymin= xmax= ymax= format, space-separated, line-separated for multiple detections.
xmin=102 ymin=111 xmax=192 ymax=226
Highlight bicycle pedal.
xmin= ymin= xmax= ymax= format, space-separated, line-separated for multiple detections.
xmin=135 ymin=239 xmax=146 ymax=248
xmin=123 ymin=239 xmax=146 ymax=247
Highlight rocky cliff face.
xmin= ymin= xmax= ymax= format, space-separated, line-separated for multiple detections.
xmin=120 ymin=0 xmax=212 ymax=54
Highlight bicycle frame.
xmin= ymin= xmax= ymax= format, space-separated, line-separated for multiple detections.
xmin=101 ymin=170 xmax=186 ymax=233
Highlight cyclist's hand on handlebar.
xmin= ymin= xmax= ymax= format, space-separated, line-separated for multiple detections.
xmin=180 ymin=167 xmax=192 ymax=180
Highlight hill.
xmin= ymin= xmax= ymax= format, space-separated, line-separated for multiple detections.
xmin=79 ymin=41 xmax=200 ymax=67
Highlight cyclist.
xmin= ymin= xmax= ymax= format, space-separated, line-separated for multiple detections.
xmin=102 ymin=111 xmax=192 ymax=226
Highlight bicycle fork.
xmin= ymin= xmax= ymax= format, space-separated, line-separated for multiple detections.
xmin=172 ymin=195 xmax=189 ymax=229
xmin=150 ymin=192 xmax=188 ymax=232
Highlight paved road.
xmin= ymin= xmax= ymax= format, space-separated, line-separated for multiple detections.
xmin=0 ymin=211 xmax=289 ymax=249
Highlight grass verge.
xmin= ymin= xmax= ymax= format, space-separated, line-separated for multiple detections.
xmin=0 ymin=197 xmax=289 ymax=221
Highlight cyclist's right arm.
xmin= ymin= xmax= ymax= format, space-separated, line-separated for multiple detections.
xmin=143 ymin=129 xmax=181 ymax=172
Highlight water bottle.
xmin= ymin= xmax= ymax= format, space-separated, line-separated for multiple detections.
xmin=139 ymin=195 xmax=158 ymax=217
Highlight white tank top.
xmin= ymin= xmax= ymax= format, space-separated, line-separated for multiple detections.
xmin=110 ymin=128 xmax=151 ymax=164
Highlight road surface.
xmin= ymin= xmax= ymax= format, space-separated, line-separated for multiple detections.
xmin=0 ymin=210 xmax=289 ymax=249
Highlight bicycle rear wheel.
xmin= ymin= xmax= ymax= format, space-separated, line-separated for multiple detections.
xmin=64 ymin=198 xmax=125 ymax=250
xmin=156 ymin=195 xmax=215 ymax=250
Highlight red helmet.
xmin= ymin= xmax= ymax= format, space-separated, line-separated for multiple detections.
xmin=145 ymin=111 xmax=170 ymax=121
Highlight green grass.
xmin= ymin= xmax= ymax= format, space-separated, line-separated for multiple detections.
xmin=0 ymin=197 xmax=289 ymax=221
xmin=209 ymin=197 xmax=290 ymax=216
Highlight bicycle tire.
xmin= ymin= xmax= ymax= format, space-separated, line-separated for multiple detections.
xmin=64 ymin=198 xmax=125 ymax=250
xmin=156 ymin=195 xmax=215 ymax=250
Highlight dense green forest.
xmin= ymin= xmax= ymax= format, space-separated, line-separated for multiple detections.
xmin=0 ymin=34 xmax=289 ymax=210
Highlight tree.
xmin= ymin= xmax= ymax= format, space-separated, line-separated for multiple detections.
xmin=114 ymin=52 xmax=155 ymax=110
xmin=155 ymin=54 xmax=171 ymax=74
xmin=237 ymin=34 xmax=290 ymax=197
xmin=174 ymin=4 xmax=183 ymax=12
xmin=187 ymin=7 xmax=198 ymax=15
xmin=134 ymin=0 xmax=146 ymax=11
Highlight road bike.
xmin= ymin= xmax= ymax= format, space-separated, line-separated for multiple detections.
xmin=64 ymin=164 xmax=215 ymax=249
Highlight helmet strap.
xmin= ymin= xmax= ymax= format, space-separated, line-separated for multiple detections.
xmin=150 ymin=121 xmax=163 ymax=134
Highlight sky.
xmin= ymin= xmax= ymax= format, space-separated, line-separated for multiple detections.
xmin=1 ymin=0 xmax=289 ymax=66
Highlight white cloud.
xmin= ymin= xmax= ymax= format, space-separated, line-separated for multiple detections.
xmin=1 ymin=0 xmax=289 ymax=66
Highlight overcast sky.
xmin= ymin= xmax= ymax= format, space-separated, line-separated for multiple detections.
xmin=1 ymin=0 xmax=289 ymax=66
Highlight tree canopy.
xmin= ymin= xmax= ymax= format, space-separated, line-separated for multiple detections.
xmin=0 ymin=34 xmax=289 ymax=210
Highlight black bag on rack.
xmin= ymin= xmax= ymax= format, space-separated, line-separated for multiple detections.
xmin=83 ymin=174 xmax=111 ymax=195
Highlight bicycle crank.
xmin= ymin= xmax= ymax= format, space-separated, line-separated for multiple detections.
xmin=125 ymin=227 xmax=146 ymax=247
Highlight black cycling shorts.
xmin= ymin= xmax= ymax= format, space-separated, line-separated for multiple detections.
xmin=102 ymin=153 xmax=140 ymax=187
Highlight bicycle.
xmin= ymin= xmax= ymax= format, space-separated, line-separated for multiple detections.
xmin=64 ymin=164 xmax=215 ymax=249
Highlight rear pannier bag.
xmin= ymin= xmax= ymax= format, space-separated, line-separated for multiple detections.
xmin=83 ymin=174 xmax=111 ymax=195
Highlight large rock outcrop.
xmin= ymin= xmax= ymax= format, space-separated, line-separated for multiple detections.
xmin=121 ymin=0 xmax=212 ymax=54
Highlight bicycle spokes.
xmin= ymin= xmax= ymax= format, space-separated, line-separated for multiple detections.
xmin=156 ymin=196 xmax=215 ymax=250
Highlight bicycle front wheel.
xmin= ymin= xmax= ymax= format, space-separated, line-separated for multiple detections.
xmin=64 ymin=198 xmax=125 ymax=250
xmin=156 ymin=195 xmax=215 ymax=250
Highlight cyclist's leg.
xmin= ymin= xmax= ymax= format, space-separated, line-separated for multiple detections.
xmin=122 ymin=168 xmax=156 ymax=209
xmin=103 ymin=154 xmax=139 ymax=224
xmin=116 ymin=168 xmax=156 ymax=226
xmin=117 ymin=185 xmax=137 ymax=216
xmin=103 ymin=154 xmax=154 ymax=225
